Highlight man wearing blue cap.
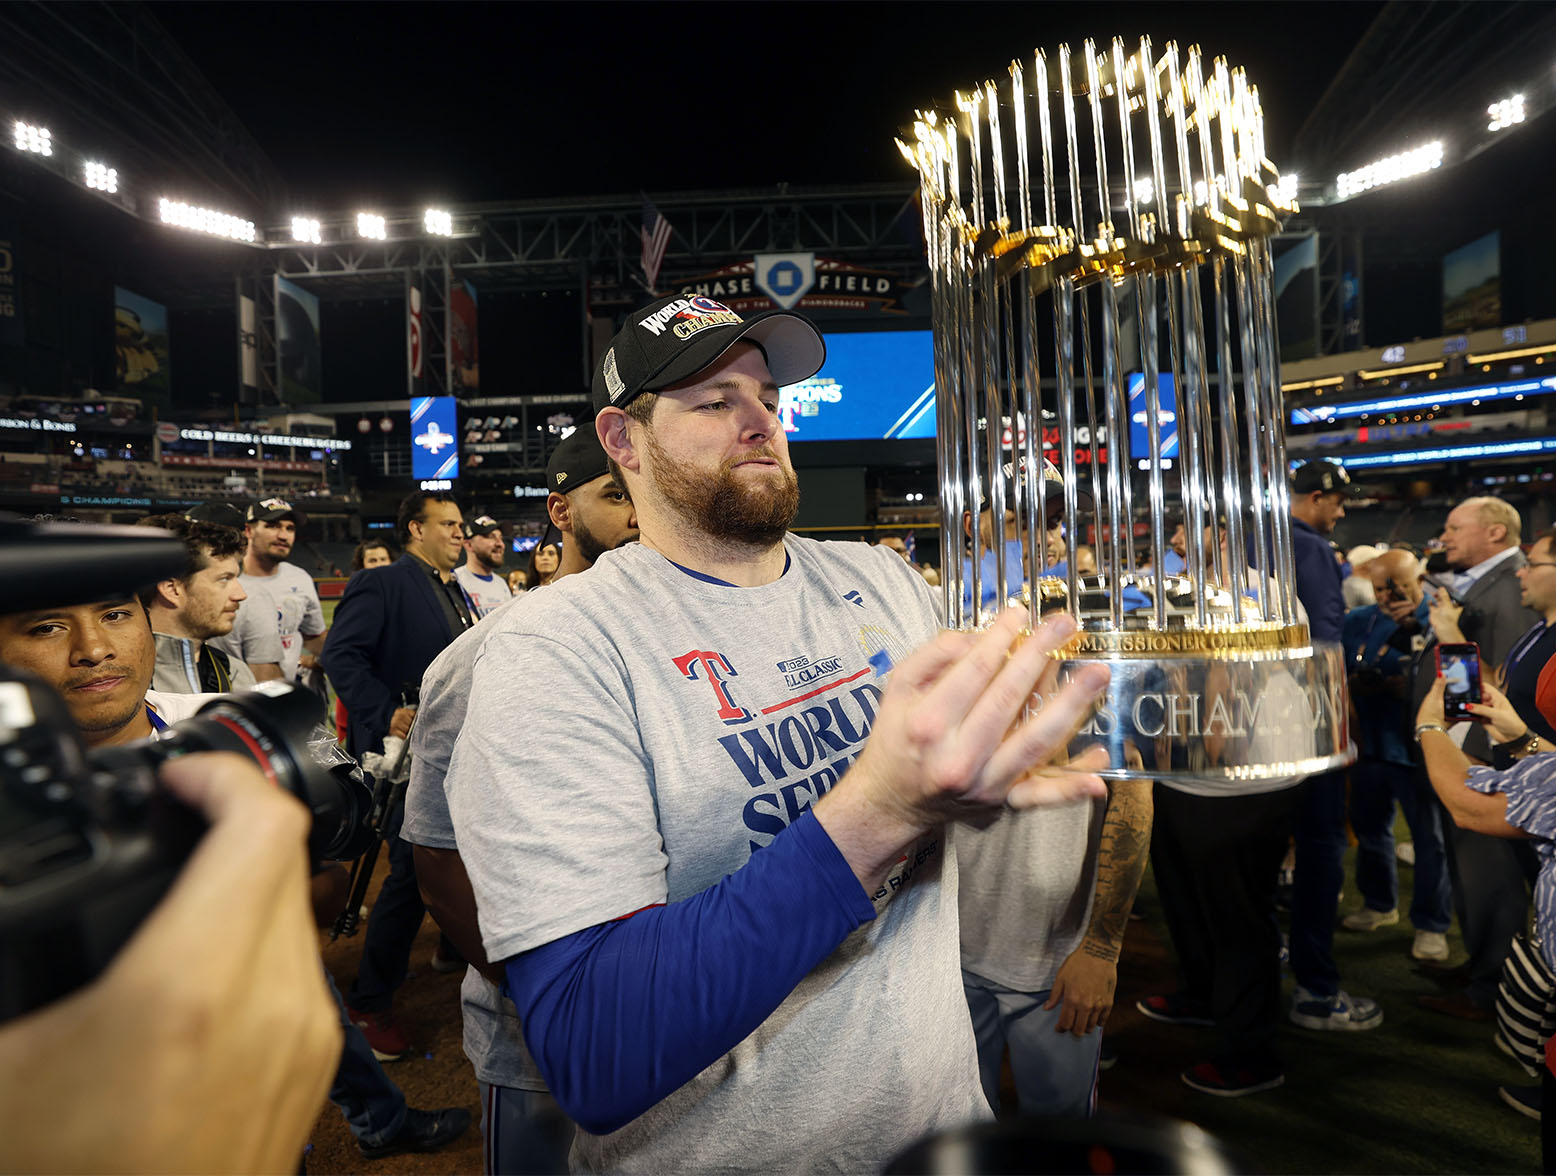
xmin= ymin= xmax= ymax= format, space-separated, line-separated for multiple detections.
xmin=1286 ymin=460 xmax=1385 ymax=1034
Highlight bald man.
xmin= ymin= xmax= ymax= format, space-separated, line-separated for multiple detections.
xmin=1341 ymin=549 xmax=1453 ymax=963
xmin=1414 ymin=497 xmax=1539 ymax=1020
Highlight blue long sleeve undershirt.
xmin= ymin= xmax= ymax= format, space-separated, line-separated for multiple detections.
xmin=504 ymin=811 xmax=878 ymax=1136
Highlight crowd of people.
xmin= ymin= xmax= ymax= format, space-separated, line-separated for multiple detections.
xmin=5 ymin=293 xmax=1556 ymax=1173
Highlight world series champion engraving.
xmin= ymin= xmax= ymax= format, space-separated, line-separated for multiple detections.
xmin=900 ymin=37 xmax=1352 ymax=786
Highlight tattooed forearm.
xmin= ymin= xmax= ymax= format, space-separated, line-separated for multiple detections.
xmin=1080 ymin=778 xmax=1154 ymax=960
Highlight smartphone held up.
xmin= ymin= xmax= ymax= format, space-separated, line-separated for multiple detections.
xmin=1436 ymin=642 xmax=1486 ymax=724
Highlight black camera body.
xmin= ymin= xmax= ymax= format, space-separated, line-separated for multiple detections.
xmin=0 ymin=517 xmax=375 ymax=1022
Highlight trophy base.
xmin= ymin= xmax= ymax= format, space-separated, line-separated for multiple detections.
xmin=1055 ymin=638 xmax=1354 ymax=792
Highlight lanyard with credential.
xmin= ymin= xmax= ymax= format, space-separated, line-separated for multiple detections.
xmin=1505 ymin=621 xmax=1550 ymax=677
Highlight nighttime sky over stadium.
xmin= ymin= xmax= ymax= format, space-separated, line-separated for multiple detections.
xmin=150 ymin=2 xmax=1384 ymax=209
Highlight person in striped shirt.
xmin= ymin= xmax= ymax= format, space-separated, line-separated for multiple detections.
xmin=1419 ymin=666 xmax=1556 ymax=1122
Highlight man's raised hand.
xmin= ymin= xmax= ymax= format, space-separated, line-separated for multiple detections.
xmin=817 ymin=607 xmax=1111 ymax=889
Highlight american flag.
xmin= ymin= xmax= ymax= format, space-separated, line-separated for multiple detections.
xmin=640 ymin=198 xmax=672 ymax=293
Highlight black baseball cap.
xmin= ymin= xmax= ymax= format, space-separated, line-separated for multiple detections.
xmin=463 ymin=515 xmax=503 ymax=540
xmin=185 ymin=500 xmax=246 ymax=531
xmin=545 ymin=426 xmax=611 ymax=494
xmin=246 ymin=497 xmax=306 ymax=526
xmin=1291 ymin=460 xmax=1360 ymax=498
xmin=981 ymin=456 xmax=1094 ymax=516
xmin=593 ymin=294 xmax=826 ymax=413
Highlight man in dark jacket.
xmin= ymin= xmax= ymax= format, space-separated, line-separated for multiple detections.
xmin=1409 ymin=496 xmax=1540 ymax=1020
xmin=321 ymin=490 xmax=472 ymax=1058
xmin=1287 ymin=460 xmax=1385 ymax=1032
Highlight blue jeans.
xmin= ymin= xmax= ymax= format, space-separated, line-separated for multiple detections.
xmin=963 ymin=971 xmax=1100 ymax=1118
xmin=1348 ymin=759 xmax=1452 ymax=932
xmin=325 ymin=970 xmax=407 ymax=1146
xmin=347 ymin=808 xmax=427 ymax=1013
xmin=1291 ymin=770 xmax=1348 ymax=997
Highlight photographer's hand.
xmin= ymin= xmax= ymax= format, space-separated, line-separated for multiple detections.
xmin=1381 ymin=596 xmax=1418 ymax=626
xmin=1428 ymin=590 xmax=1465 ymax=643
xmin=0 ymin=753 xmax=341 ymax=1174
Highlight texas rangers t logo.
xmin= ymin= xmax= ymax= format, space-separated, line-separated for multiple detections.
xmin=673 ymin=650 xmax=753 ymax=725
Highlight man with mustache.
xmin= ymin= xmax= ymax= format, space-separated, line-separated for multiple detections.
xmin=0 ymin=587 xmax=471 ymax=1162
xmin=0 ymin=595 xmax=211 ymax=741
xmin=135 ymin=513 xmax=258 ymax=695
xmin=445 ymin=294 xmax=1112 ymax=1172
xmin=454 ymin=515 xmax=512 ymax=620
xmin=209 ymin=499 xmax=327 ymax=684
xmin=323 ymin=489 xmax=476 ymax=1058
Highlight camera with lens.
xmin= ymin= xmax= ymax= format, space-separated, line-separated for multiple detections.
xmin=0 ymin=517 xmax=375 ymax=1022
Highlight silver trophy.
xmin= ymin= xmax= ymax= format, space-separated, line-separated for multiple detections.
xmin=900 ymin=38 xmax=1350 ymax=786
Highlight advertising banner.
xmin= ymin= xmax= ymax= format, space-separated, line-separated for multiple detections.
xmin=114 ymin=286 xmax=172 ymax=407
xmin=410 ymin=395 xmax=459 ymax=483
xmin=238 ymin=294 xmax=258 ymax=388
xmin=676 ymin=257 xmax=917 ymax=316
xmin=1443 ymin=231 xmax=1501 ymax=333
xmin=163 ymin=454 xmax=319 ymax=473
xmin=275 ymin=275 xmax=322 ymax=403
xmin=407 ymin=282 xmax=423 ymax=382
xmin=449 ymin=279 xmax=478 ymax=391
xmin=754 ymin=253 xmax=817 ymax=310
xmin=0 ymin=226 xmax=21 ymax=347
xmin=1127 ymin=373 xmax=1180 ymax=463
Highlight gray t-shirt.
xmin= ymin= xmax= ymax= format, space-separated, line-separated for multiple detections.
xmin=453 ymin=564 xmax=512 ymax=620
xmin=446 ymin=536 xmax=989 ymax=1174
xmin=957 ymin=799 xmax=1103 ymax=993
xmin=402 ymin=592 xmax=547 ymax=1092
xmin=206 ymin=587 xmax=284 ymax=673
xmin=210 ymin=561 xmax=325 ymax=681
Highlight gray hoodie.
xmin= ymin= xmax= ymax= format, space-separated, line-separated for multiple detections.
xmin=152 ymin=632 xmax=258 ymax=695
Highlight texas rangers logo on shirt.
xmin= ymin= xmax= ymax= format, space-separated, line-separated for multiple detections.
xmin=673 ymin=650 xmax=752 ymax=725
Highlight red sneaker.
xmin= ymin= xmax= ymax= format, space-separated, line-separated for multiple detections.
xmin=1135 ymin=993 xmax=1214 ymax=1027
xmin=347 ymin=1006 xmax=411 ymax=1061
xmin=1180 ymin=1060 xmax=1285 ymax=1097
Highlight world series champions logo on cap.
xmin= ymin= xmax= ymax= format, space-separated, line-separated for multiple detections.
xmin=638 ymin=295 xmax=743 ymax=341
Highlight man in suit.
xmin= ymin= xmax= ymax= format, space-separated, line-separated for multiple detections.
xmin=1411 ymin=496 xmax=1540 ymax=1020
xmin=322 ymin=489 xmax=473 ymax=1058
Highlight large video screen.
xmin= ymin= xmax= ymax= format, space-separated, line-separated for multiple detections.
xmin=1126 ymin=372 xmax=1179 ymax=462
xmin=779 ymin=330 xmax=935 ymax=442
xmin=410 ymin=395 xmax=460 ymax=481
